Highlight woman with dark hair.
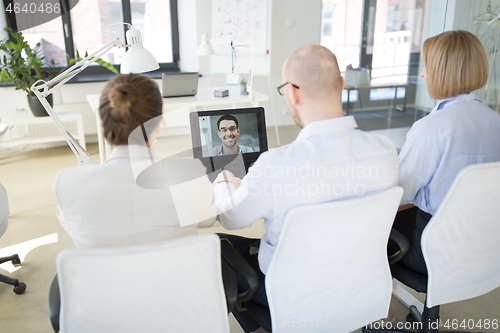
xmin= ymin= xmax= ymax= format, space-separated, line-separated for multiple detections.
xmin=53 ymin=74 xmax=216 ymax=249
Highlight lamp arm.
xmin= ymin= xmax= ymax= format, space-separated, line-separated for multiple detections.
xmin=210 ymin=38 xmax=255 ymax=51
xmin=36 ymin=38 xmax=123 ymax=94
xmin=231 ymin=43 xmax=253 ymax=49
xmin=488 ymin=12 xmax=500 ymax=25
xmin=210 ymin=38 xmax=233 ymax=46
xmin=29 ymin=37 xmax=123 ymax=166
xmin=202 ymin=35 xmax=257 ymax=101
xmin=247 ymin=45 xmax=256 ymax=100
xmin=31 ymin=89 xmax=90 ymax=165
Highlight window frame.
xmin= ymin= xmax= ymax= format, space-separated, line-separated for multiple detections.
xmin=1 ymin=0 xmax=180 ymax=81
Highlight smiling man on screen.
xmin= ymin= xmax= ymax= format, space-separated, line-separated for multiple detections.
xmin=211 ymin=114 xmax=254 ymax=156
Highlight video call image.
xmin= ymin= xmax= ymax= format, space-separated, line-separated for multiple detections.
xmin=198 ymin=113 xmax=260 ymax=158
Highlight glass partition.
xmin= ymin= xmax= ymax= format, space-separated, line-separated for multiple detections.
xmin=321 ymin=0 xmax=428 ymax=131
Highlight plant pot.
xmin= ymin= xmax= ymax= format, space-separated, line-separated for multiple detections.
xmin=27 ymin=94 xmax=53 ymax=117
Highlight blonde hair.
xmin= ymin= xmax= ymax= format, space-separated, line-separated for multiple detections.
xmin=99 ymin=74 xmax=163 ymax=146
xmin=422 ymin=30 xmax=489 ymax=100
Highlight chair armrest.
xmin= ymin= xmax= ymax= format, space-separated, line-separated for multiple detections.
xmin=245 ymin=300 xmax=272 ymax=331
xmin=220 ymin=239 xmax=260 ymax=304
xmin=388 ymin=229 xmax=410 ymax=265
xmin=48 ymin=275 xmax=60 ymax=332
xmin=221 ymin=257 xmax=238 ymax=313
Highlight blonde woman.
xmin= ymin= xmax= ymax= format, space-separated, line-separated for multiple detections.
xmin=395 ymin=30 xmax=500 ymax=275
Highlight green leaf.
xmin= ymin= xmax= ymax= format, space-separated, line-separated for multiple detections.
xmin=94 ymin=58 xmax=118 ymax=74
xmin=1 ymin=27 xmax=119 ymax=91
xmin=73 ymin=50 xmax=118 ymax=74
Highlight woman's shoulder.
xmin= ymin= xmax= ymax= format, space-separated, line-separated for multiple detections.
xmin=54 ymin=162 xmax=130 ymax=190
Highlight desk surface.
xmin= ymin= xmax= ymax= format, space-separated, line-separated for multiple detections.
xmin=87 ymin=86 xmax=269 ymax=113
xmin=86 ymin=87 xmax=270 ymax=164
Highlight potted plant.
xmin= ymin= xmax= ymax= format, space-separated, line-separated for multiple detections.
xmin=0 ymin=27 xmax=117 ymax=117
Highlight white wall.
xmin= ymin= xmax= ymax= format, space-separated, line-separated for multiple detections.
xmin=268 ymin=0 xmax=322 ymax=126
xmin=194 ymin=0 xmax=322 ymax=128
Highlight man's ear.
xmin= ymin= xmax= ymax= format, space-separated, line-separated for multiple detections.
xmin=340 ymin=76 xmax=345 ymax=91
xmin=289 ymin=84 xmax=299 ymax=106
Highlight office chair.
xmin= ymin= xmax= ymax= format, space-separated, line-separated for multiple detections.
xmin=50 ymin=234 xmax=230 ymax=333
xmin=0 ymin=124 xmax=8 ymax=146
xmin=0 ymin=183 xmax=27 ymax=294
xmin=363 ymin=161 xmax=500 ymax=333
xmin=231 ymin=187 xmax=403 ymax=332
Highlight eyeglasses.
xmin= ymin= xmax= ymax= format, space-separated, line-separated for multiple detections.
xmin=277 ymin=82 xmax=300 ymax=96
xmin=219 ymin=126 xmax=238 ymax=134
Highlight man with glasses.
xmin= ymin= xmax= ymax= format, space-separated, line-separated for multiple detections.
xmin=213 ymin=44 xmax=399 ymax=333
xmin=211 ymin=114 xmax=254 ymax=156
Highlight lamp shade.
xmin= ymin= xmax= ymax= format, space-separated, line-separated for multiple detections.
xmin=197 ymin=33 xmax=214 ymax=56
xmin=121 ymin=27 xmax=159 ymax=74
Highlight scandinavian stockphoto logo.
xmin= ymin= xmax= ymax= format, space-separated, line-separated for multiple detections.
xmin=126 ymin=115 xmax=383 ymax=228
xmin=4 ymin=0 xmax=79 ymax=31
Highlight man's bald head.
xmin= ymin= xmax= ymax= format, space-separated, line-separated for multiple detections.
xmin=282 ymin=44 xmax=342 ymax=99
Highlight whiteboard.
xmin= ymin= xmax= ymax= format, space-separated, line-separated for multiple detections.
xmin=211 ymin=0 xmax=268 ymax=56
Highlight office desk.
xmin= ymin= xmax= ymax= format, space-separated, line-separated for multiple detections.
xmin=344 ymin=82 xmax=409 ymax=115
xmin=87 ymin=86 xmax=270 ymax=163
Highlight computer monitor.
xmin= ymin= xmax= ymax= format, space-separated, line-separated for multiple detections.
xmin=189 ymin=107 xmax=268 ymax=179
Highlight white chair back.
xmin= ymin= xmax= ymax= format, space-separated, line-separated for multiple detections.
xmin=265 ymin=187 xmax=403 ymax=333
xmin=57 ymin=233 xmax=229 ymax=333
xmin=0 ymin=124 xmax=8 ymax=146
xmin=0 ymin=183 xmax=9 ymax=237
xmin=422 ymin=161 xmax=500 ymax=308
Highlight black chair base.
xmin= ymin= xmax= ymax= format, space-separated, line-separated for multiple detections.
xmin=49 ymin=275 xmax=60 ymax=332
xmin=0 ymin=254 xmax=26 ymax=294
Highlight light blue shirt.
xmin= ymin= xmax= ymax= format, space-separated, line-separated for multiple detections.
xmin=211 ymin=144 xmax=254 ymax=156
xmin=214 ymin=116 xmax=399 ymax=274
xmin=398 ymin=93 xmax=500 ymax=215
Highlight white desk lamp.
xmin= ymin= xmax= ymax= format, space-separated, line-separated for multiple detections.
xmin=197 ymin=33 xmax=256 ymax=99
xmin=30 ymin=23 xmax=159 ymax=166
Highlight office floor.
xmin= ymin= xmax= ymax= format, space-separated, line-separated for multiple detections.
xmin=351 ymin=107 xmax=429 ymax=131
xmin=0 ymin=117 xmax=499 ymax=333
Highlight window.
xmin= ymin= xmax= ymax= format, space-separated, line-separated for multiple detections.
xmin=130 ymin=0 xmax=174 ymax=64
xmin=320 ymin=1 xmax=362 ymax=72
xmin=323 ymin=23 xmax=332 ymax=36
xmin=321 ymin=0 xmax=426 ymax=82
xmin=386 ymin=4 xmax=398 ymax=32
xmin=68 ymin=0 xmax=126 ymax=66
xmin=19 ymin=16 xmax=67 ymax=66
xmin=1 ymin=0 xmax=179 ymax=77
xmin=370 ymin=0 xmax=419 ymax=84
xmin=320 ymin=3 xmax=336 ymax=46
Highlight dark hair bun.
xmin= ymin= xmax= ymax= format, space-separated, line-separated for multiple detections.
xmin=108 ymin=85 xmax=135 ymax=122
xmin=100 ymin=74 xmax=163 ymax=146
